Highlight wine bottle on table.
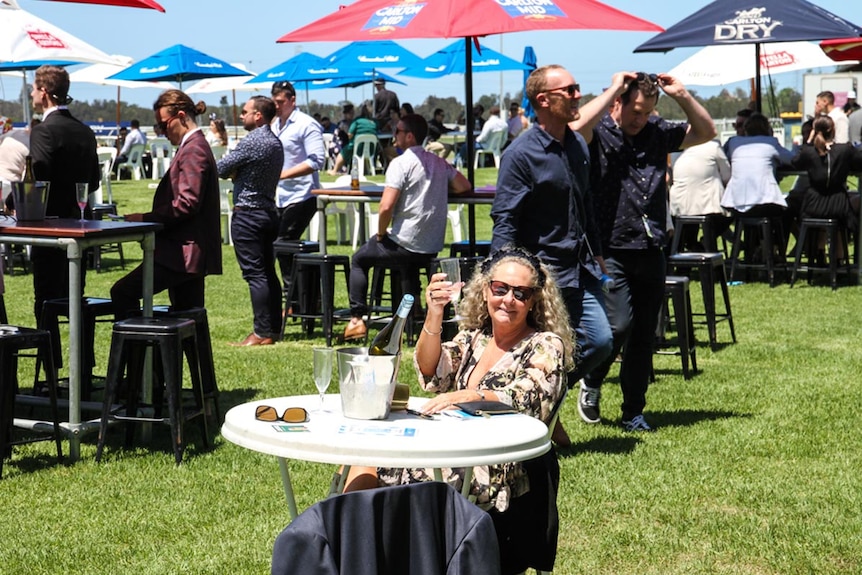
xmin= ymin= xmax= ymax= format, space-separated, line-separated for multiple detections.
xmin=369 ymin=294 xmax=414 ymax=355
xmin=23 ymin=155 xmax=35 ymax=184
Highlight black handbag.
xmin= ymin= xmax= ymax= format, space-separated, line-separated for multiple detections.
xmin=453 ymin=401 xmax=519 ymax=417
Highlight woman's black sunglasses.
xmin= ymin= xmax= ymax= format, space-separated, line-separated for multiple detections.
xmin=489 ymin=280 xmax=535 ymax=302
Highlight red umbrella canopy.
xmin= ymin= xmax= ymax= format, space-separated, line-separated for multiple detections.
xmin=277 ymin=0 xmax=662 ymax=42
xmin=36 ymin=0 xmax=164 ymax=10
xmin=820 ymin=37 xmax=862 ymax=62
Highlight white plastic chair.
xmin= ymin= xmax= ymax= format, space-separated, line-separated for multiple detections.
xmin=150 ymin=139 xmax=174 ymax=180
xmin=474 ymin=128 xmax=507 ymax=170
xmin=115 ymin=143 xmax=146 ymax=180
xmin=447 ymin=204 xmax=467 ymax=244
xmin=322 ymin=132 xmax=335 ymax=172
xmin=218 ymin=179 xmax=233 ymax=245
xmin=96 ymin=147 xmax=116 ymax=204
xmin=352 ymin=134 xmax=379 ymax=177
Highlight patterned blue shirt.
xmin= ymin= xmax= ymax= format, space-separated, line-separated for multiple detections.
xmin=217 ymin=124 xmax=283 ymax=210
xmin=590 ymin=114 xmax=687 ymax=250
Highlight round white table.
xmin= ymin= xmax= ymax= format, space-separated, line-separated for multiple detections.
xmin=222 ymin=394 xmax=551 ymax=518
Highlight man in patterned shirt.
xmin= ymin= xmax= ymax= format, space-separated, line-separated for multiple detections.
xmin=573 ymin=71 xmax=715 ymax=431
xmin=218 ymin=96 xmax=284 ymax=346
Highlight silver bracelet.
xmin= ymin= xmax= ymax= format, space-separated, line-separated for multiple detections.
xmin=476 ymin=389 xmax=486 ymax=401
xmin=422 ymin=325 xmax=443 ymax=336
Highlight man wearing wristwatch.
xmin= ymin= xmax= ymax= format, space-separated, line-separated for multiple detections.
xmin=343 ymin=114 xmax=470 ymax=341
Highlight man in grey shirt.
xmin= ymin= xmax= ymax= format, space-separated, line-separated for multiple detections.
xmin=343 ymin=114 xmax=470 ymax=341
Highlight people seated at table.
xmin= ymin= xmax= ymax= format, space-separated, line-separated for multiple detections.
xmin=344 ymin=246 xmax=573 ymax=574
xmin=454 ymin=105 xmax=508 ymax=167
xmin=112 ymin=119 xmax=147 ymax=178
xmin=790 ymin=115 xmax=862 ymax=255
xmin=721 ymin=112 xmax=794 ymax=218
xmin=342 ymin=114 xmax=470 ymax=341
xmin=425 ymin=108 xmax=455 ymax=160
xmin=328 ymin=103 xmax=377 ymax=176
xmin=668 ymin=139 xmax=732 ymax=251
xmin=206 ymin=117 xmax=228 ymax=147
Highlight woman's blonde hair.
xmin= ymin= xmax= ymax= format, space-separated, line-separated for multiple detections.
xmin=456 ymin=246 xmax=576 ymax=371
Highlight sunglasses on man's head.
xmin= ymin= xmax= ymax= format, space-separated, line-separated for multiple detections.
xmin=636 ymin=72 xmax=659 ymax=85
xmin=255 ymin=405 xmax=308 ymax=423
xmin=272 ymin=81 xmax=296 ymax=96
xmin=489 ymin=280 xmax=535 ymax=302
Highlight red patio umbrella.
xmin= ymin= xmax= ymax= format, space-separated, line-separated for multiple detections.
xmin=277 ymin=0 xmax=662 ymax=187
xmin=36 ymin=0 xmax=165 ymax=10
xmin=820 ymin=38 xmax=862 ymax=62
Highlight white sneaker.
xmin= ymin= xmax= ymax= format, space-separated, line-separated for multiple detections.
xmin=621 ymin=414 xmax=654 ymax=432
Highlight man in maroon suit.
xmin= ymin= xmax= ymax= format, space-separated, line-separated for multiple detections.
xmin=111 ymin=90 xmax=222 ymax=319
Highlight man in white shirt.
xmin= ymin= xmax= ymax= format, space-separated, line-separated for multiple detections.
xmin=269 ymin=80 xmax=326 ymax=298
xmin=454 ymin=105 xmax=509 ymax=167
xmin=113 ymin=118 xmax=147 ymax=177
xmin=815 ymin=91 xmax=850 ymax=144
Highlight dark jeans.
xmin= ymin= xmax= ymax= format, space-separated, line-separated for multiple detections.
xmin=232 ymin=209 xmax=281 ymax=338
xmin=584 ymin=248 xmax=666 ymax=421
xmin=276 ymin=197 xmax=318 ymax=296
xmin=349 ymin=235 xmax=430 ymax=318
xmin=561 ymin=276 xmax=613 ymax=386
xmin=111 ymin=262 xmax=205 ymax=320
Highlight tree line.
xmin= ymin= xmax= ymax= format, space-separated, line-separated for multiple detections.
xmin=0 ymin=85 xmax=802 ymax=127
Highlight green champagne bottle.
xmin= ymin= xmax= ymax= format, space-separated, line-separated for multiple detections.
xmin=368 ymin=294 xmax=414 ymax=355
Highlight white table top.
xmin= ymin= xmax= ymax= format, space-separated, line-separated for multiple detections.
xmin=222 ymin=394 xmax=551 ymax=469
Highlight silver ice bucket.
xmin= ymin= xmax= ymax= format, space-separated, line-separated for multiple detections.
xmin=10 ymin=180 xmax=50 ymax=221
xmin=336 ymin=347 xmax=400 ymax=420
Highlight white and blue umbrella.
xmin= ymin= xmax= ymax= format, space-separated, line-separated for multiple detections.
xmin=108 ymin=44 xmax=251 ymax=89
xmin=399 ymin=40 xmax=530 ymax=78
xmin=322 ymin=40 xmax=424 ymax=73
xmin=520 ymin=46 xmax=537 ymax=120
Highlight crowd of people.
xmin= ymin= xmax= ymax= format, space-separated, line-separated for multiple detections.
xmin=4 ymin=62 xmax=862 ymax=575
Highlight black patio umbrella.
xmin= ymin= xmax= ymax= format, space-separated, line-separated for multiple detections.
xmin=634 ymin=0 xmax=862 ymax=112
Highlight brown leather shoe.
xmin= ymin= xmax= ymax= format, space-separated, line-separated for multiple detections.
xmin=341 ymin=320 xmax=367 ymax=342
xmin=229 ymin=332 xmax=274 ymax=347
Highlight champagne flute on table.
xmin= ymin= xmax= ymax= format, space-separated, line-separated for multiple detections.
xmin=438 ymin=258 xmax=463 ymax=321
xmin=75 ymin=182 xmax=88 ymax=222
xmin=312 ymin=347 xmax=335 ymax=412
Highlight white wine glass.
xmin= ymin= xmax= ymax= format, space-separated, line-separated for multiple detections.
xmin=313 ymin=347 xmax=335 ymax=412
xmin=75 ymin=182 xmax=88 ymax=222
xmin=438 ymin=258 xmax=463 ymax=320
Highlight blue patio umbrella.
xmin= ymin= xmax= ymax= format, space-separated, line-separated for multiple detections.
xmin=323 ymin=40 xmax=424 ymax=72
xmin=107 ymin=44 xmax=251 ymax=89
xmin=635 ymin=0 xmax=862 ymax=112
xmin=520 ymin=46 xmax=537 ymax=120
xmin=398 ymin=40 xmax=530 ymax=78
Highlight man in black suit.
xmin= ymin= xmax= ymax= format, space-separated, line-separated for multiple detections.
xmin=28 ymin=65 xmax=101 ymax=321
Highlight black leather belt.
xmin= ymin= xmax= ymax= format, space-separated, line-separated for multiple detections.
xmin=233 ymin=205 xmax=274 ymax=212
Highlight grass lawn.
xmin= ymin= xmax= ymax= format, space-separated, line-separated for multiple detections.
xmin=2 ymin=170 xmax=862 ymax=574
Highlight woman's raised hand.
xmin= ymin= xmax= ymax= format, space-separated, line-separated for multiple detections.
xmin=425 ymin=272 xmax=455 ymax=312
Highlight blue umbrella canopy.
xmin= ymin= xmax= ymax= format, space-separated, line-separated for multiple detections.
xmin=107 ymin=44 xmax=251 ymax=87
xmin=323 ymin=40 xmax=424 ymax=72
xmin=520 ymin=46 xmax=537 ymax=120
xmin=246 ymin=52 xmax=329 ymax=84
xmin=634 ymin=0 xmax=862 ymax=111
xmin=248 ymin=52 xmax=405 ymax=87
xmin=399 ymin=40 xmax=530 ymax=78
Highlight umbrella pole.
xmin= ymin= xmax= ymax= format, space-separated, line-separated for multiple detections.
xmin=755 ymin=43 xmax=762 ymax=114
xmin=464 ymin=36 xmax=477 ymax=255
xmin=116 ymin=85 xmax=121 ymax=130
xmin=232 ymin=89 xmax=239 ymax=140
xmin=21 ymin=71 xmax=31 ymax=126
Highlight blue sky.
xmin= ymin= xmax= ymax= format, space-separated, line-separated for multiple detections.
xmin=4 ymin=0 xmax=860 ymax=109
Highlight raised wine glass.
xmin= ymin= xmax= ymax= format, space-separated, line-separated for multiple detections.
xmin=75 ymin=182 xmax=88 ymax=222
xmin=438 ymin=258 xmax=463 ymax=321
xmin=312 ymin=347 xmax=335 ymax=412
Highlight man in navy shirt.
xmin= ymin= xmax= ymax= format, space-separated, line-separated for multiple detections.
xmin=491 ymin=64 xmax=612 ymax=446
xmin=218 ymin=96 xmax=284 ymax=346
xmin=573 ymin=71 xmax=715 ymax=431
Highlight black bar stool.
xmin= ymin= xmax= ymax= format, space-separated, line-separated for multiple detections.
xmin=89 ymin=204 xmax=126 ymax=272
xmin=35 ymin=296 xmax=115 ymax=400
xmin=272 ymin=239 xmax=320 ymax=314
xmin=671 ymin=215 xmax=718 ymax=254
xmin=95 ymin=317 xmax=209 ymax=465
xmin=1 ymin=326 xmax=63 ymax=478
xmin=282 ymin=253 xmax=350 ymax=346
xmin=368 ymin=259 xmax=433 ymax=345
xmin=656 ymin=275 xmax=697 ymax=380
xmin=790 ymin=218 xmax=853 ymax=291
xmin=728 ymin=216 xmax=786 ymax=287
xmin=667 ymin=252 xmax=736 ymax=350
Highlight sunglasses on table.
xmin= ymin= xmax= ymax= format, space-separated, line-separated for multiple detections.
xmin=255 ymin=405 xmax=309 ymax=423
xmin=636 ymin=72 xmax=659 ymax=85
xmin=489 ymin=280 xmax=536 ymax=302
